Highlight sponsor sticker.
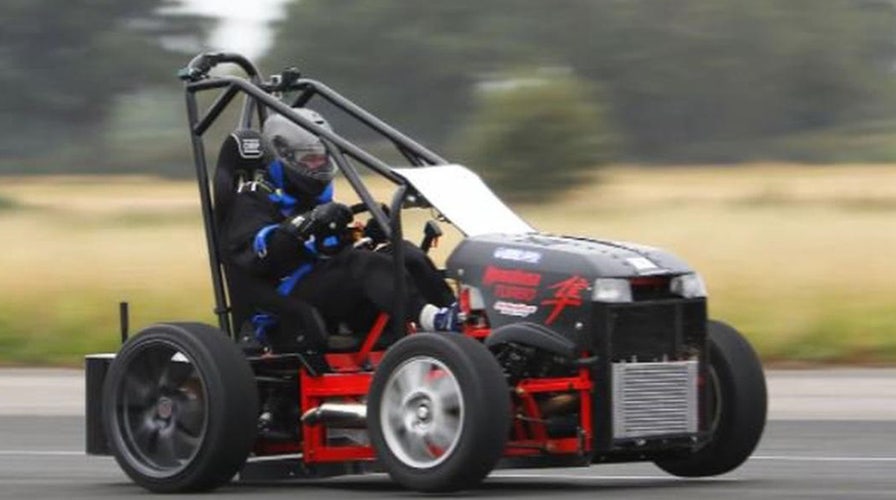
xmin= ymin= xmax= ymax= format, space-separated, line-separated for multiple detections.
xmin=494 ymin=284 xmax=538 ymax=301
xmin=541 ymin=275 xmax=589 ymax=325
xmin=482 ymin=266 xmax=542 ymax=287
xmin=493 ymin=301 xmax=538 ymax=318
xmin=238 ymin=137 xmax=263 ymax=158
xmin=493 ymin=247 xmax=542 ymax=264
xmin=626 ymin=256 xmax=658 ymax=272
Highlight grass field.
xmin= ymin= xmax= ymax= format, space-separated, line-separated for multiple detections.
xmin=1 ymin=164 xmax=895 ymax=366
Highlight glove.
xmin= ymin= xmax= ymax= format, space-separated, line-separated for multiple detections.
xmin=363 ymin=205 xmax=391 ymax=245
xmin=282 ymin=202 xmax=353 ymax=240
xmin=363 ymin=216 xmax=389 ymax=245
xmin=309 ymin=202 xmax=353 ymax=236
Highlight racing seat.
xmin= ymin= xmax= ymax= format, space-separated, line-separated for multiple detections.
xmin=212 ymin=129 xmax=339 ymax=355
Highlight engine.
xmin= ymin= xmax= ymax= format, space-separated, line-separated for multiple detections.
xmin=491 ymin=341 xmax=579 ymax=385
xmin=448 ymin=232 xmax=710 ymax=450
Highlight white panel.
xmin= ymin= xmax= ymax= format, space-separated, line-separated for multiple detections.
xmin=392 ymin=165 xmax=535 ymax=236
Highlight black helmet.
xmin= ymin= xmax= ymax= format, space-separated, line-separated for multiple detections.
xmin=262 ymin=108 xmax=336 ymax=186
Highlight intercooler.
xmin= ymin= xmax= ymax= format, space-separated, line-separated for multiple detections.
xmin=611 ymin=360 xmax=698 ymax=440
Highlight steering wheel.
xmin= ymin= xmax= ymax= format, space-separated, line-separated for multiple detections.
xmin=345 ymin=202 xmax=390 ymax=249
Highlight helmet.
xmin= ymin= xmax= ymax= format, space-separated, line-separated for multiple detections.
xmin=262 ymin=108 xmax=336 ymax=185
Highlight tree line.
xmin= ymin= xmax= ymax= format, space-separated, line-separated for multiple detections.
xmin=268 ymin=0 xmax=896 ymax=163
xmin=3 ymin=0 xmax=896 ymax=182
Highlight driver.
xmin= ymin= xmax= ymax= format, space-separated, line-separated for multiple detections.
xmin=220 ymin=107 xmax=458 ymax=352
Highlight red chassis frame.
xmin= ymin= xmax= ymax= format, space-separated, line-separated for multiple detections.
xmin=253 ymin=313 xmax=595 ymax=463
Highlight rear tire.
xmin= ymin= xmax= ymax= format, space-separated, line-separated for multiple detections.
xmin=654 ymin=320 xmax=766 ymax=477
xmin=367 ymin=333 xmax=510 ymax=492
xmin=102 ymin=322 xmax=258 ymax=492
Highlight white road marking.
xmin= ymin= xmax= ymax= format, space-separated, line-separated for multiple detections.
xmin=491 ymin=473 xmax=701 ymax=481
xmin=0 ymin=450 xmax=85 ymax=456
xmin=1 ymin=450 xmax=895 ymax=465
xmin=752 ymin=455 xmax=896 ymax=463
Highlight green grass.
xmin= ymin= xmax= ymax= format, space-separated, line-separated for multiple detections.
xmin=1 ymin=165 xmax=895 ymax=366
xmin=0 ymin=194 xmax=19 ymax=211
xmin=0 ymin=292 xmax=216 ymax=366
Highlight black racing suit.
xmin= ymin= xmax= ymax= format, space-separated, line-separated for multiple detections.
xmin=219 ymin=168 xmax=453 ymax=352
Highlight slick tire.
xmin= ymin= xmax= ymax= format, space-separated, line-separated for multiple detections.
xmin=102 ymin=322 xmax=258 ymax=492
xmin=368 ymin=333 xmax=511 ymax=492
xmin=655 ymin=320 xmax=767 ymax=477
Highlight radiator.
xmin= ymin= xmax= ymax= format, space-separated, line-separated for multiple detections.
xmin=611 ymin=360 xmax=698 ymax=440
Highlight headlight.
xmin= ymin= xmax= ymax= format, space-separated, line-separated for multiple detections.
xmin=670 ymin=273 xmax=707 ymax=298
xmin=592 ymin=278 xmax=632 ymax=303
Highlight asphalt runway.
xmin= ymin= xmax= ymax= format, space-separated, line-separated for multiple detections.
xmin=1 ymin=370 xmax=895 ymax=499
xmin=3 ymin=418 xmax=896 ymax=499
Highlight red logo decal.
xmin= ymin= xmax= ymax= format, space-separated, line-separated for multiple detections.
xmin=541 ymin=275 xmax=589 ymax=325
xmin=494 ymin=284 xmax=538 ymax=301
xmin=482 ymin=266 xmax=542 ymax=287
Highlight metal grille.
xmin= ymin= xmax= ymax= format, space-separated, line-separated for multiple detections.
xmin=611 ymin=361 xmax=698 ymax=439
xmin=609 ymin=304 xmax=677 ymax=360
xmin=600 ymin=300 xmax=706 ymax=361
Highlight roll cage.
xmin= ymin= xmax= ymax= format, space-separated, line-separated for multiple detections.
xmin=179 ymin=52 xmax=450 ymax=341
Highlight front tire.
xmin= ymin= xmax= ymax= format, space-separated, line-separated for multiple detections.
xmin=655 ymin=319 xmax=767 ymax=477
xmin=367 ymin=333 xmax=511 ymax=492
xmin=102 ymin=322 xmax=258 ymax=492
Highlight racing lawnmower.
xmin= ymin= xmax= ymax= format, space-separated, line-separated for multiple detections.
xmin=84 ymin=53 xmax=766 ymax=493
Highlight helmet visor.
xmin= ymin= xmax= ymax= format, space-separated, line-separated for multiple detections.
xmin=274 ymin=141 xmax=336 ymax=181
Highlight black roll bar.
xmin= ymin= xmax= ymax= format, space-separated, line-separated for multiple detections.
xmin=180 ymin=53 xmax=446 ymax=337
xmin=184 ymin=86 xmax=232 ymax=334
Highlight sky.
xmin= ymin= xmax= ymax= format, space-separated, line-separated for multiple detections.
xmin=174 ymin=0 xmax=292 ymax=59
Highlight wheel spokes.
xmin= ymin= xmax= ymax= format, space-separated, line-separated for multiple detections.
xmin=174 ymin=424 xmax=201 ymax=452
xmin=173 ymin=392 xmax=204 ymax=437
xmin=430 ymin=413 xmax=461 ymax=450
xmin=116 ymin=343 xmax=208 ymax=476
xmin=135 ymin=347 xmax=170 ymax=385
xmin=132 ymin=417 xmax=161 ymax=454
xmin=403 ymin=431 xmax=431 ymax=461
xmin=154 ymin=428 xmax=180 ymax=466
xmin=397 ymin=360 xmax=429 ymax=394
xmin=160 ymin=357 xmax=195 ymax=391
xmin=385 ymin=404 xmax=405 ymax=430
xmin=122 ymin=373 xmax=156 ymax=408
xmin=380 ymin=356 xmax=466 ymax=469
xmin=431 ymin=376 xmax=461 ymax=411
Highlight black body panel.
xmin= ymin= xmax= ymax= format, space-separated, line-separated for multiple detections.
xmin=446 ymin=232 xmax=697 ymax=347
xmin=447 ymin=233 xmax=709 ymax=455
xmin=85 ymin=354 xmax=115 ymax=456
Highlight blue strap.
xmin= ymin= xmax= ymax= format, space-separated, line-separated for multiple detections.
xmin=303 ymin=238 xmax=318 ymax=256
xmin=277 ymin=262 xmax=314 ymax=296
xmin=253 ymin=224 xmax=280 ymax=257
xmin=250 ymin=313 xmax=278 ymax=344
xmin=267 ymin=161 xmax=298 ymax=216
xmin=268 ymin=189 xmax=298 ymax=218
xmin=322 ymin=235 xmax=339 ymax=248
xmin=268 ymin=161 xmax=334 ymax=213
xmin=269 ymin=160 xmax=285 ymax=188
xmin=316 ymin=182 xmax=334 ymax=203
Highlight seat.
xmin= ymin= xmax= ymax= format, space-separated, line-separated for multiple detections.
xmin=212 ymin=129 xmax=333 ymax=353
xmin=212 ymin=130 xmax=383 ymax=357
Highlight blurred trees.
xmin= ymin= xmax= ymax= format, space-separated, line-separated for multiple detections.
xmin=267 ymin=0 xmax=896 ymax=165
xmin=0 ymin=0 xmax=206 ymax=170
xmin=563 ymin=0 xmax=896 ymax=161
xmin=266 ymin=1 xmax=515 ymax=144
xmin=3 ymin=0 xmax=896 ymax=177
xmin=456 ymin=72 xmax=612 ymax=202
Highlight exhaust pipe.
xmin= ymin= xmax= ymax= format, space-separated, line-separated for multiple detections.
xmin=301 ymin=402 xmax=367 ymax=428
